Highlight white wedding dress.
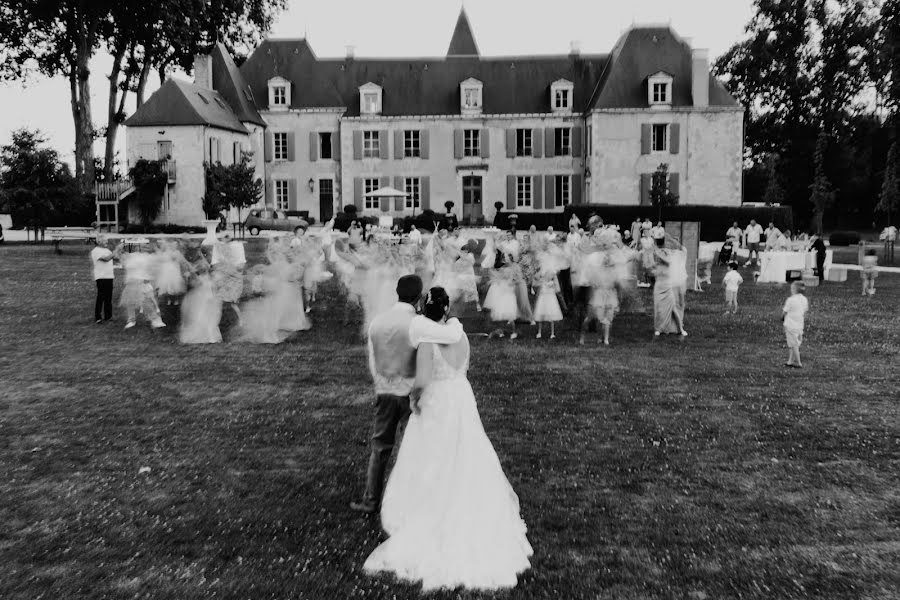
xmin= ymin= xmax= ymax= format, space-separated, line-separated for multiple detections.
xmin=363 ymin=332 xmax=533 ymax=591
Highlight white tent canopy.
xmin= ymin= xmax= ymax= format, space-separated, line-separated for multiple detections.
xmin=364 ymin=186 xmax=408 ymax=198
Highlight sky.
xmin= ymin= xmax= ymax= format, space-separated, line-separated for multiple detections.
xmin=0 ymin=0 xmax=754 ymax=169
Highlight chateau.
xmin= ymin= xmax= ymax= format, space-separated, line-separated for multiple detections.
xmin=121 ymin=9 xmax=744 ymax=227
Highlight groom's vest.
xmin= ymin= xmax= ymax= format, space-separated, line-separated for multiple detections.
xmin=369 ymin=305 xmax=417 ymax=394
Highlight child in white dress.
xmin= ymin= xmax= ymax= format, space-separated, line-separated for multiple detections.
xmin=533 ymin=270 xmax=563 ymax=339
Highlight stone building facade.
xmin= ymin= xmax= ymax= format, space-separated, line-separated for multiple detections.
xmin=123 ymin=9 xmax=743 ymax=227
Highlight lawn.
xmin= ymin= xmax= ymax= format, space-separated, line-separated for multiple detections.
xmin=1 ymin=241 xmax=899 ymax=600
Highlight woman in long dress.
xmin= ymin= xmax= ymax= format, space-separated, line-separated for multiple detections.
xmin=652 ymin=240 xmax=688 ymax=337
xmin=179 ymin=251 xmax=223 ymax=344
xmin=363 ymin=287 xmax=533 ymax=591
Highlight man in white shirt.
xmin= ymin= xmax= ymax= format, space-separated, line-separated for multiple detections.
xmin=91 ymin=236 xmax=115 ymax=323
xmin=725 ymin=222 xmax=743 ymax=247
xmin=764 ymin=222 xmax=782 ymax=250
xmin=351 ymin=275 xmax=463 ymax=514
xmin=744 ymin=220 xmax=764 ymax=266
xmin=650 ymin=222 xmax=666 ymax=247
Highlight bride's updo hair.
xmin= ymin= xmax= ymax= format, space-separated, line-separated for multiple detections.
xmin=422 ymin=286 xmax=450 ymax=322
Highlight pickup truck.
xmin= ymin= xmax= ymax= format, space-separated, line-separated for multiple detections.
xmin=244 ymin=209 xmax=309 ymax=235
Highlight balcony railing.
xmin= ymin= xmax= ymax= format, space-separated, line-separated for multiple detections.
xmin=94 ymin=179 xmax=134 ymax=201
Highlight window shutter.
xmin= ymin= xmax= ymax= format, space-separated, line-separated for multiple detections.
xmin=480 ymin=129 xmax=490 ymax=158
xmin=288 ymin=179 xmax=297 ymax=210
xmin=453 ymin=129 xmax=463 ymax=159
xmin=333 ymin=131 xmax=341 ymax=160
xmin=394 ymin=130 xmax=403 ymax=159
xmin=264 ymin=133 xmax=273 ymax=162
xmin=669 ymin=172 xmax=680 ymax=198
xmin=640 ymin=174 xmax=652 ymax=206
xmin=641 ymin=124 xmax=651 ymax=155
xmin=266 ymin=180 xmax=274 ymax=206
xmin=532 ymin=129 xmax=543 ymax=158
xmin=669 ymin=123 xmax=680 ymax=154
xmin=353 ymin=131 xmax=362 ymax=160
xmin=421 ymin=176 xmax=431 ymax=209
xmin=421 ymin=130 xmax=429 ymax=159
xmin=572 ymin=174 xmax=583 ymax=205
xmin=354 ymin=177 xmax=363 ymax=209
xmin=506 ymin=175 xmax=516 ymax=209
xmin=533 ymin=175 xmax=543 ymax=210
xmin=287 ymin=132 xmax=296 ymax=161
xmin=394 ymin=176 xmax=404 ymax=210
xmin=380 ymin=175 xmax=390 ymax=189
xmin=309 ymin=132 xmax=318 ymax=162
xmin=379 ymin=130 xmax=389 ymax=159
xmin=545 ymin=175 xmax=555 ymax=208
xmin=545 ymin=127 xmax=555 ymax=157
xmin=572 ymin=126 xmax=583 ymax=158
xmin=506 ymin=129 xmax=516 ymax=158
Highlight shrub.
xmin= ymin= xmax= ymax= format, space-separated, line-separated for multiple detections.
xmin=828 ymin=231 xmax=861 ymax=246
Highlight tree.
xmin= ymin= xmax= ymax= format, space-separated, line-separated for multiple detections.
xmin=128 ymin=159 xmax=166 ymax=226
xmin=877 ymin=141 xmax=900 ymax=226
xmin=98 ymin=0 xmax=288 ymax=180
xmin=203 ymin=153 xmax=263 ymax=223
xmin=808 ymin=131 xmax=836 ymax=234
xmin=762 ymin=154 xmax=787 ymax=206
xmin=0 ymin=1 xmax=288 ymax=186
xmin=879 ymin=0 xmax=900 ymax=115
xmin=650 ymin=163 xmax=679 ymax=221
xmin=713 ymin=0 xmax=879 ymax=230
xmin=0 ymin=129 xmax=87 ymax=227
xmin=0 ymin=1 xmax=117 ymax=191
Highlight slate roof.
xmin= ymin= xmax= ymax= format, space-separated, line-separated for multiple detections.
xmin=124 ymin=79 xmax=249 ymax=134
xmin=446 ymin=8 xmax=480 ymax=57
xmin=590 ymin=27 xmax=739 ymax=109
xmin=240 ymin=41 xmax=610 ymax=116
xmin=210 ymin=43 xmax=266 ymax=126
xmin=239 ymin=22 xmax=739 ymax=117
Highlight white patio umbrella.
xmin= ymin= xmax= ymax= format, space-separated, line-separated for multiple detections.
xmin=365 ymin=186 xmax=410 ymax=215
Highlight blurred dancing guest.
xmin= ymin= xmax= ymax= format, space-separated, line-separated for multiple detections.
xmin=211 ymin=236 xmax=245 ymax=325
xmin=117 ymin=242 xmax=165 ymax=330
xmin=652 ymin=237 xmax=688 ymax=337
xmin=90 ymin=235 xmax=115 ymax=323
xmin=179 ymin=252 xmax=223 ymax=344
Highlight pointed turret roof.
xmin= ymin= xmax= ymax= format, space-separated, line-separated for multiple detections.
xmin=446 ymin=8 xmax=479 ymax=57
xmin=210 ymin=42 xmax=266 ymax=126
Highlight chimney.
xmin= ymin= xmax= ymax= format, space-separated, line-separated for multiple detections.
xmin=569 ymin=40 xmax=581 ymax=57
xmin=193 ymin=54 xmax=213 ymax=90
xmin=346 ymin=45 xmax=355 ymax=59
xmin=692 ymin=48 xmax=709 ymax=108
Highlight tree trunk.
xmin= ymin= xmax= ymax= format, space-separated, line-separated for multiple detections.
xmin=68 ymin=66 xmax=84 ymax=186
xmin=74 ymin=16 xmax=97 ymax=192
xmin=104 ymin=43 xmax=128 ymax=182
xmin=135 ymin=52 xmax=152 ymax=107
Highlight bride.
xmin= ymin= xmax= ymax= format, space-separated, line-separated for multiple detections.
xmin=363 ymin=287 xmax=533 ymax=591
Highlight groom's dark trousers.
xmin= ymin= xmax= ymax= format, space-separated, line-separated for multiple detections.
xmin=364 ymin=393 xmax=411 ymax=506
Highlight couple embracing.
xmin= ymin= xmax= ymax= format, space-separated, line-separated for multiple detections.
xmin=351 ymin=274 xmax=533 ymax=591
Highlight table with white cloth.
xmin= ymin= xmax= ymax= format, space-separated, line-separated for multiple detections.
xmin=757 ymin=250 xmax=833 ymax=283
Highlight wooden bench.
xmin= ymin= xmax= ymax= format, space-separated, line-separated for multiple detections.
xmin=46 ymin=227 xmax=98 ymax=253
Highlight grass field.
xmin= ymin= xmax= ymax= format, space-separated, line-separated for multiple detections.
xmin=1 ymin=241 xmax=899 ymax=600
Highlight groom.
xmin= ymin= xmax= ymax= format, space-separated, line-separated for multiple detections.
xmin=351 ymin=274 xmax=463 ymax=514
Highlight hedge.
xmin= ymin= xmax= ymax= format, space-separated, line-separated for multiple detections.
xmin=485 ymin=205 xmax=794 ymax=241
xmin=828 ymin=231 xmax=861 ymax=246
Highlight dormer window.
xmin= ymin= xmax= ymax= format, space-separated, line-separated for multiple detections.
xmin=648 ymin=72 xmax=673 ymax=109
xmin=267 ymin=76 xmax=291 ymax=110
xmin=359 ymin=82 xmax=383 ymax=115
xmin=550 ymin=79 xmax=574 ymax=113
xmin=460 ymin=78 xmax=483 ymax=115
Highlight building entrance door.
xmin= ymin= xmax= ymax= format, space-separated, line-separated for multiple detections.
xmin=319 ymin=179 xmax=334 ymax=222
xmin=462 ymin=175 xmax=483 ymax=224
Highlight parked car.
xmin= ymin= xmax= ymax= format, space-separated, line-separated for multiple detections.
xmin=244 ymin=209 xmax=309 ymax=235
